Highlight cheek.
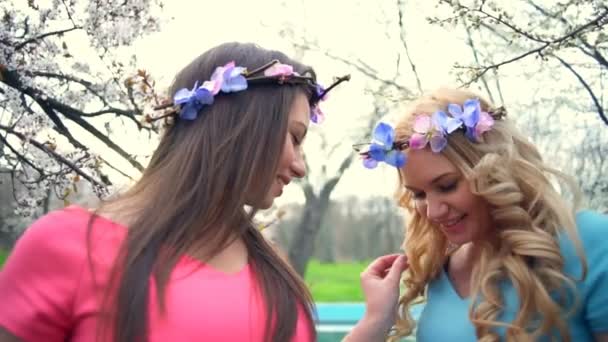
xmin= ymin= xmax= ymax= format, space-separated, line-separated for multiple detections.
xmin=453 ymin=182 xmax=478 ymax=211
xmin=474 ymin=199 xmax=492 ymax=225
xmin=279 ymin=139 xmax=295 ymax=165
xmin=471 ymin=198 xmax=488 ymax=213
xmin=462 ymin=193 xmax=492 ymax=232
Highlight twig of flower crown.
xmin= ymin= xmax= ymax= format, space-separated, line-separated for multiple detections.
xmin=353 ymin=100 xmax=507 ymax=169
xmin=151 ymin=59 xmax=350 ymax=123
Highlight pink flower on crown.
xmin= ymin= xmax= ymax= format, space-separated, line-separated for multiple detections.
xmin=409 ymin=113 xmax=448 ymax=153
xmin=264 ymin=63 xmax=295 ymax=77
xmin=474 ymin=111 xmax=494 ymax=139
xmin=210 ymin=61 xmax=247 ymax=94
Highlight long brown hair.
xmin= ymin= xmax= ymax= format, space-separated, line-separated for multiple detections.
xmin=93 ymin=42 xmax=317 ymax=342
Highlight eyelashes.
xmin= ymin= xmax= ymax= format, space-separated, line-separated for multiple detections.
xmin=409 ymin=180 xmax=459 ymax=200
xmin=439 ymin=181 xmax=458 ymax=192
xmin=291 ymin=133 xmax=304 ymax=146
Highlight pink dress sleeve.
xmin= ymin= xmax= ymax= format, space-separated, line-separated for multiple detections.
xmin=0 ymin=209 xmax=87 ymax=342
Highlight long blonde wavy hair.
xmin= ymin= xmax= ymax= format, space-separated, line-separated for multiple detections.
xmin=390 ymin=88 xmax=587 ymax=341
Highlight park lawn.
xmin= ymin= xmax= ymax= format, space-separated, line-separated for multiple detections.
xmin=305 ymin=260 xmax=369 ymax=302
xmin=0 ymin=249 xmax=7 ymax=268
xmin=0 ymin=253 xmax=369 ymax=303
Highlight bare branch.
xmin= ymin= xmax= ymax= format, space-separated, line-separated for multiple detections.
xmin=554 ymin=54 xmax=608 ymax=125
xmin=60 ymin=0 xmax=77 ymax=26
xmin=458 ymin=6 xmax=608 ymax=85
xmin=578 ymin=46 xmax=608 ymax=69
xmin=98 ymin=155 xmax=136 ymax=181
xmin=526 ymin=0 xmax=570 ymax=28
xmin=527 ymin=0 xmax=608 ymax=68
xmin=462 ymin=19 xmax=495 ymax=103
xmin=0 ymin=133 xmax=43 ymax=176
xmin=29 ymin=71 xmax=108 ymax=104
xmin=44 ymin=96 xmax=145 ymax=171
xmin=29 ymin=71 xmax=150 ymax=130
xmin=0 ymin=124 xmax=106 ymax=188
xmin=290 ymin=41 xmax=412 ymax=96
xmin=397 ymin=0 xmax=423 ymax=94
xmin=1 ymin=67 xmax=145 ymax=171
xmin=15 ymin=26 xmax=82 ymax=50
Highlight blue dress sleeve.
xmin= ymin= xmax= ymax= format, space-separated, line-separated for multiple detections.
xmin=575 ymin=211 xmax=608 ymax=333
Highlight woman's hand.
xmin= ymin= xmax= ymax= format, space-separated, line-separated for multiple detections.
xmin=343 ymin=254 xmax=408 ymax=342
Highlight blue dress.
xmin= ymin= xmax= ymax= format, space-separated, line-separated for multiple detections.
xmin=416 ymin=211 xmax=608 ymax=341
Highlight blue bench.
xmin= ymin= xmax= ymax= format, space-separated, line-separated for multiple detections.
xmin=315 ymin=302 xmax=423 ymax=341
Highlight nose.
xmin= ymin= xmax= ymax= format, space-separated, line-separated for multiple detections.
xmin=425 ymin=194 xmax=448 ymax=221
xmin=290 ymin=150 xmax=306 ymax=179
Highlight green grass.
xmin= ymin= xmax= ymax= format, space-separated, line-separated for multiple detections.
xmin=0 ymin=249 xmax=7 ymax=268
xmin=305 ymin=260 xmax=369 ymax=302
xmin=0 ymin=254 xmax=368 ymax=303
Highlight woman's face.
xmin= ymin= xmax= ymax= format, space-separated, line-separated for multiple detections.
xmin=401 ymin=148 xmax=493 ymax=245
xmin=257 ymin=93 xmax=309 ymax=209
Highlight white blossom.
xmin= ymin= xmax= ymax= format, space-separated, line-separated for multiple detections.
xmin=0 ymin=0 xmax=164 ymax=220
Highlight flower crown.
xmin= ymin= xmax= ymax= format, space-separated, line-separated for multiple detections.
xmin=354 ymin=98 xmax=507 ymax=169
xmin=153 ymin=59 xmax=350 ymax=124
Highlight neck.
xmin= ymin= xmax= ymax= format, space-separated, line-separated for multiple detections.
xmin=451 ymin=234 xmax=499 ymax=270
xmin=450 ymin=243 xmax=475 ymax=270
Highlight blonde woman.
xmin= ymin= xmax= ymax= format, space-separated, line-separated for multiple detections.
xmin=346 ymin=88 xmax=608 ymax=341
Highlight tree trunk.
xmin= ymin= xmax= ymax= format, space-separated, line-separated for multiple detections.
xmin=288 ymin=187 xmax=328 ymax=276
xmin=288 ymin=155 xmax=354 ymax=276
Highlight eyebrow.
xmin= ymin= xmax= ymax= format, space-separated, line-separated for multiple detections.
xmin=404 ymin=172 xmax=459 ymax=191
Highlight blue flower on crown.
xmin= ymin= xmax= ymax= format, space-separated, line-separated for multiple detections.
xmin=172 ymin=61 xmax=248 ymax=120
xmin=212 ymin=61 xmax=248 ymax=93
xmin=447 ymin=98 xmax=493 ymax=142
xmin=362 ymin=122 xmax=406 ymax=169
xmin=356 ymin=98 xmax=497 ymax=169
xmin=169 ymin=60 xmax=348 ymax=124
xmin=173 ymin=81 xmax=215 ymax=120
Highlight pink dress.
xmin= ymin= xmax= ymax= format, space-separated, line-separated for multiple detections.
xmin=0 ymin=206 xmax=313 ymax=341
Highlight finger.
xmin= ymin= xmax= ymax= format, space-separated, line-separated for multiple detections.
xmin=364 ymin=254 xmax=403 ymax=276
xmin=385 ymin=255 xmax=409 ymax=282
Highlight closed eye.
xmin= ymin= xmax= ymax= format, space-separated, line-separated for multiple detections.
xmin=438 ymin=181 xmax=458 ymax=193
xmin=411 ymin=191 xmax=425 ymax=200
xmin=291 ymin=134 xmax=302 ymax=146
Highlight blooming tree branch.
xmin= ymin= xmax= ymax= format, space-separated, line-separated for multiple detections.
xmin=0 ymin=0 xmax=165 ymax=215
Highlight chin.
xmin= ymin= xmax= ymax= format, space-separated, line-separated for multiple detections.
xmin=258 ymin=197 xmax=274 ymax=210
xmin=445 ymin=234 xmax=473 ymax=246
xmin=259 ymin=202 xmax=273 ymax=210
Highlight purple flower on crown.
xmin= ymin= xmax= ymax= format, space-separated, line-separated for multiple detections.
xmin=447 ymin=98 xmax=494 ymax=142
xmin=362 ymin=122 xmax=406 ymax=169
xmin=311 ymin=84 xmax=329 ymax=123
xmin=173 ymin=81 xmax=216 ymax=120
xmin=316 ymin=84 xmax=328 ymax=101
xmin=170 ymin=60 xmax=348 ymax=124
xmin=264 ymin=63 xmax=329 ymax=124
xmin=173 ymin=61 xmax=248 ymax=120
xmin=356 ymin=98 xmax=498 ymax=171
xmin=311 ymin=106 xmax=324 ymax=124
xmin=473 ymin=109 xmax=494 ymax=140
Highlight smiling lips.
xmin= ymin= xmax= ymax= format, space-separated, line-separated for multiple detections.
xmin=277 ymin=175 xmax=291 ymax=186
xmin=438 ymin=214 xmax=466 ymax=232
xmin=274 ymin=175 xmax=291 ymax=195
